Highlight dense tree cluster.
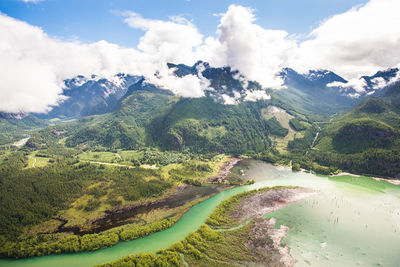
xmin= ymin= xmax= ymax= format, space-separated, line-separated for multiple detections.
xmin=153 ymin=98 xmax=272 ymax=154
xmin=289 ymin=118 xmax=307 ymax=131
xmin=309 ymin=149 xmax=400 ymax=177
xmin=0 ymin=218 xmax=178 ymax=258
xmin=265 ymin=117 xmax=288 ymax=137
xmin=332 ymin=119 xmax=396 ymax=154
xmin=97 ymin=251 xmax=181 ymax=267
xmin=0 ymin=152 xmax=175 ymax=258
xmin=288 ymin=125 xmax=318 ymax=154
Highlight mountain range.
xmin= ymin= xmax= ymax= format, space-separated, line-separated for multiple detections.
xmin=1 ymin=62 xmax=399 ymax=177
xmin=31 ymin=62 xmax=399 ymax=121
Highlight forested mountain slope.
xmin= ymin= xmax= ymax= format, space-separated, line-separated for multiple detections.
xmin=33 ymin=91 xmax=303 ymax=155
xmin=309 ymin=82 xmax=400 ymax=178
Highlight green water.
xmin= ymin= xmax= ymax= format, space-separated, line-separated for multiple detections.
xmin=1 ymin=160 xmax=399 ymax=267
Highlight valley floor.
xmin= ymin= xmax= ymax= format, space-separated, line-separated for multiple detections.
xmin=98 ymin=186 xmax=316 ymax=267
xmin=0 ymin=155 xmax=248 ymax=259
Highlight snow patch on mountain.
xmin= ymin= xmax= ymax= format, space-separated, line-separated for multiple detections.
xmin=327 ymin=68 xmax=400 ymax=97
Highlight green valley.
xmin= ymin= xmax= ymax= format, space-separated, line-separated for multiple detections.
xmin=0 ymin=37 xmax=399 ymax=267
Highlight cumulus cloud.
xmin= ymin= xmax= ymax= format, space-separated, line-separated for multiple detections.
xmin=120 ymin=11 xmax=209 ymax=98
xmin=122 ymin=11 xmax=202 ymax=66
xmin=198 ymin=5 xmax=297 ymax=89
xmin=291 ymin=0 xmax=400 ymax=81
xmin=121 ymin=5 xmax=289 ymax=100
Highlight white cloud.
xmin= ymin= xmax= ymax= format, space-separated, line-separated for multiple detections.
xmin=121 ymin=11 xmax=210 ymax=98
xmin=327 ymin=68 xmax=400 ymax=96
xmin=291 ymin=0 xmax=400 ymax=80
xmin=198 ymin=5 xmax=297 ymax=90
xmin=244 ymin=90 xmax=271 ymax=102
xmin=19 ymin=0 xmax=43 ymax=3
xmin=371 ymin=71 xmax=400 ymax=90
xmin=122 ymin=6 xmax=296 ymax=91
xmin=123 ymin=11 xmax=202 ymax=66
xmin=221 ymin=94 xmax=237 ymax=105
xmin=327 ymin=79 xmax=367 ymax=98
xmin=370 ymin=77 xmax=387 ymax=90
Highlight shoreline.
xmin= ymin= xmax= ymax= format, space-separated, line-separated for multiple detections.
xmin=333 ymin=171 xmax=400 ymax=185
xmin=269 ymin=159 xmax=400 ymax=186
xmin=207 ymin=156 xmax=242 ymax=183
xmin=231 ymin=187 xmax=318 ymax=267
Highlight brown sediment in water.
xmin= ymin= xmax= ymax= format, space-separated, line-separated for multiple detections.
xmin=235 ymin=187 xmax=317 ymax=267
xmin=372 ymin=177 xmax=400 ymax=185
xmin=231 ymin=187 xmax=317 ymax=222
xmin=207 ymin=156 xmax=242 ymax=183
xmin=332 ymin=172 xmax=361 ymax=178
xmin=245 ymin=218 xmax=293 ymax=267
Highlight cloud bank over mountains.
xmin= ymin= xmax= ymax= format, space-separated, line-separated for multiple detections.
xmin=291 ymin=0 xmax=400 ymax=93
xmin=1 ymin=0 xmax=400 ymax=113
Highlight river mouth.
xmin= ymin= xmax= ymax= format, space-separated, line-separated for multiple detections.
xmin=1 ymin=160 xmax=399 ymax=267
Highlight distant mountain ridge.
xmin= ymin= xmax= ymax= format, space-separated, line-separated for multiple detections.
xmin=36 ymin=74 xmax=141 ymax=119
xmin=361 ymin=68 xmax=399 ymax=94
xmin=22 ymin=62 xmax=398 ymax=121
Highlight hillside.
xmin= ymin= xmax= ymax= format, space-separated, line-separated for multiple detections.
xmin=308 ymin=82 xmax=400 ymax=178
xmin=0 ymin=113 xmax=47 ymax=146
xmin=34 ymin=93 xmax=286 ymax=154
xmin=274 ymin=68 xmax=359 ymax=119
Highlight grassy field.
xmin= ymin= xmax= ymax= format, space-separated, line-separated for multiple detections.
xmin=26 ymin=152 xmax=52 ymax=168
xmin=78 ymin=151 xmax=126 ymax=164
xmin=78 ymin=149 xmax=199 ymax=168
xmin=262 ymin=106 xmax=304 ymax=154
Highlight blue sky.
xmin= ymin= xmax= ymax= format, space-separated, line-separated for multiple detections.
xmin=0 ymin=0 xmax=368 ymax=47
